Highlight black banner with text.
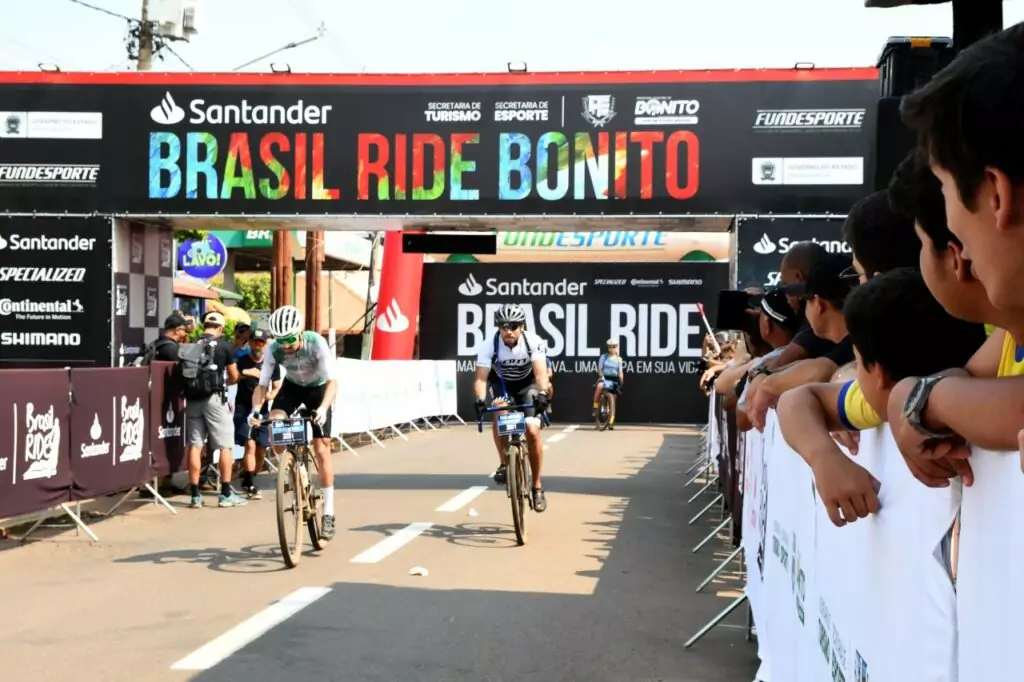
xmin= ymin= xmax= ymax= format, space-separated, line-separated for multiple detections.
xmin=735 ymin=217 xmax=850 ymax=290
xmin=418 ymin=261 xmax=729 ymax=424
xmin=0 ymin=71 xmax=876 ymax=216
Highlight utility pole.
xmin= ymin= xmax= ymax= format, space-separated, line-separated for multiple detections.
xmin=137 ymin=0 xmax=154 ymax=70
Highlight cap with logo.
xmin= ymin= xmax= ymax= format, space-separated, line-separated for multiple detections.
xmin=758 ymin=289 xmax=802 ymax=331
xmin=784 ymin=253 xmax=856 ymax=303
xmin=250 ymin=329 xmax=270 ymax=342
xmin=204 ymin=311 xmax=226 ymax=327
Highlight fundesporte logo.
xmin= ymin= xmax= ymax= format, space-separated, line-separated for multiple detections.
xmin=376 ymin=299 xmax=410 ymax=333
xmin=151 ymin=92 xmax=185 ymax=125
xmin=458 ymin=273 xmax=483 ymax=296
xmin=753 ymin=234 xmax=777 ymax=255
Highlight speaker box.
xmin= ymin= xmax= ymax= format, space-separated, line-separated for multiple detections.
xmin=401 ymin=232 xmax=497 ymax=255
xmin=873 ymin=96 xmax=917 ymax=191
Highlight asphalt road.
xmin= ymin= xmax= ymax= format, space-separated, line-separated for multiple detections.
xmin=0 ymin=421 xmax=756 ymax=682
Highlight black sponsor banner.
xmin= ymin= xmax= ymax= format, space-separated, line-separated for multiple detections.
xmin=0 ymin=73 xmax=875 ymax=216
xmin=418 ymin=262 xmax=729 ymax=424
xmin=735 ymin=217 xmax=849 ymax=290
xmin=0 ymin=369 xmax=73 ymax=518
xmin=149 ymin=361 xmax=186 ymax=477
xmin=68 ymin=367 xmax=151 ymax=499
xmin=0 ymin=216 xmax=112 ymax=367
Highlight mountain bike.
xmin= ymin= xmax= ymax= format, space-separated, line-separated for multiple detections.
xmin=595 ymin=380 xmax=620 ymax=431
xmin=477 ymin=400 xmax=550 ymax=546
xmin=268 ymin=408 xmax=328 ymax=568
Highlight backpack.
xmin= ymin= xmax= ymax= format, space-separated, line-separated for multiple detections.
xmin=177 ymin=337 xmax=225 ymax=399
xmin=132 ymin=337 xmax=175 ymax=367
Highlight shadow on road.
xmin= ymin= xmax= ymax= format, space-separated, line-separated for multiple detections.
xmin=188 ymin=431 xmax=757 ymax=682
xmin=112 ymin=542 xmax=302 ymax=574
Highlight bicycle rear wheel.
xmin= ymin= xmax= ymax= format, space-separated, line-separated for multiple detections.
xmin=305 ymin=453 xmax=327 ymax=550
xmin=276 ymin=451 xmax=304 ymax=568
xmin=508 ymin=444 xmax=528 ymax=546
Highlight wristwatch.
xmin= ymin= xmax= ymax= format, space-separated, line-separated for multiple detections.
xmin=749 ymin=365 xmax=772 ymax=380
xmin=902 ymin=376 xmax=956 ymax=438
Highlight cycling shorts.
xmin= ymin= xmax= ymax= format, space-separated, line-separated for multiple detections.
xmin=600 ymin=379 xmax=621 ymax=394
xmin=487 ymin=379 xmax=542 ymax=418
xmin=270 ymin=379 xmax=333 ymax=439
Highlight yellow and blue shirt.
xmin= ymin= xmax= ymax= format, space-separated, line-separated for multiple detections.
xmin=836 ymin=380 xmax=882 ymax=431
xmin=997 ymin=330 xmax=1024 ymax=378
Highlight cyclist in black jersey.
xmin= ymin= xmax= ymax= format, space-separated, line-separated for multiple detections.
xmin=473 ymin=304 xmax=552 ymax=512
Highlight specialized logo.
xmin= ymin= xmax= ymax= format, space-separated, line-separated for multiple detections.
xmin=80 ymin=413 xmax=111 ymax=459
xmin=753 ymin=109 xmax=866 ymax=132
xmin=1 ymin=332 xmax=82 ymax=346
xmin=582 ymin=95 xmax=617 ymax=127
xmin=593 ymin=278 xmax=627 ymax=286
xmin=23 ymin=402 xmax=61 ymax=481
xmin=458 ymin=273 xmax=483 ymax=296
xmin=634 ymin=97 xmax=700 ymax=126
xmin=150 ymin=92 xmax=332 ymax=126
xmin=0 ymin=267 xmax=86 ymax=283
xmin=151 ymin=93 xmax=186 ymax=125
xmin=752 ymin=234 xmax=777 ymax=255
xmin=0 ymin=234 xmax=96 ymax=251
xmin=0 ymin=164 xmax=99 ymax=186
xmin=376 ymin=298 xmax=410 ymax=334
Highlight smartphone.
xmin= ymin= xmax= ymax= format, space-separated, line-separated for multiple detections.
xmin=716 ymin=290 xmax=761 ymax=332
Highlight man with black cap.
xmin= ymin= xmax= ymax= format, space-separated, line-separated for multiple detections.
xmin=746 ymin=253 xmax=859 ymax=431
xmin=233 ymin=328 xmax=283 ymax=498
xmin=233 ymin=323 xmax=253 ymax=359
xmin=134 ymin=313 xmax=190 ymax=365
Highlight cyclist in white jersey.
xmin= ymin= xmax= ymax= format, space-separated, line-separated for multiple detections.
xmin=249 ymin=305 xmax=339 ymax=539
xmin=473 ymin=303 xmax=552 ymax=512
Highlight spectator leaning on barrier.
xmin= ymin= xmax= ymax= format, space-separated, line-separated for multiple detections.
xmin=776 ymin=268 xmax=987 ymax=526
xmin=746 ymin=253 xmax=858 ymax=431
xmin=842 ymin=189 xmax=921 ymax=283
xmin=734 ymin=290 xmax=802 ymax=432
xmin=885 ymin=23 xmax=1024 ymax=486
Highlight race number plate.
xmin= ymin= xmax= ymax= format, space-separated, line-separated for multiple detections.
xmin=497 ymin=411 xmax=527 ymax=437
xmin=269 ymin=418 xmax=308 ymax=447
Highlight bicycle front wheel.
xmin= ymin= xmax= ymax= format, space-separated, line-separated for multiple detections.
xmin=276 ymin=451 xmax=304 ymax=568
xmin=508 ymin=444 xmax=528 ymax=546
xmin=596 ymin=391 xmax=612 ymax=431
xmin=305 ymin=453 xmax=327 ymax=550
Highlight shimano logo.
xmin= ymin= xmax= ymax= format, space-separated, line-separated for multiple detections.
xmin=1 ymin=332 xmax=81 ymax=346
xmin=668 ymin=278 xmax=702 ymax=286
xmin=0 ymin=234 xmax=96 ymax=252
xmin=753 ymin=109 xmax=865 ymax=131
xmin=151 ymin=91 xmax=333 ymax=126
xmin=0 ymin=267 xmax=87 ymax=283
xmin=593 ymin=278 xmax=627 ymax=286
xmin=0 ymin=164 xmax=99 ymax=185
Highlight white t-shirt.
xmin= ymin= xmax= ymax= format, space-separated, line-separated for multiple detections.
xmin=475 ymin=330 xmax=547 ymax=383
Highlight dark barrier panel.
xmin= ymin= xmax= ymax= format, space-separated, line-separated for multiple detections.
xmin=0 ymin=369 xmax=72 ymax=518
xmin=149 ymin=361 xmax=186 ymax=477
xmin=0 ymin=71 xmax=876 ymax=216
xmin=0 ymin=216 xmax=112 ymax=368
xmin=69 ymin=367 xmax=151 ymax=500
xmin=418 ymin=261 xmax=729 ymax=424
xmin=735 ymin=217 xmax=849 ymax=290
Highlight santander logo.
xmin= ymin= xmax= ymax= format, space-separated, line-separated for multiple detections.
xmin=376 ymin=298 xmax=410 ymax=333
xmin=151 ymin=92 xmax=185 ymax=125
xmin=458 ymin=273 xmax=483 ymax=296
xmin=752 ymin=234 xmax=776 ymax=255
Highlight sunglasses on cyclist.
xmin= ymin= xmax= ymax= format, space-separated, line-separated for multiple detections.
xmin=499 ymin=323 xmax=522 ymax=332
xmin=277 ymin=333 xmax=300 ymax=346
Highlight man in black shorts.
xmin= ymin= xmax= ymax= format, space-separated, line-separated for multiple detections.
xmin=472 ymin=304 xmax=552 ymax=512
xmin=233 ymin=329 xmax=282 ymax=499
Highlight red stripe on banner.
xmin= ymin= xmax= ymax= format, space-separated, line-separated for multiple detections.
xmin=371 ymin=232 xmax=423 ymax=360
xmin=0 ymin=68 xmax=880 ymax=87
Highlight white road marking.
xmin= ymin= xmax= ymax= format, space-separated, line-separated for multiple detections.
xmin=436 ymin=486 xmax=487 ymax=512
xmin=350 ymin=522 xmax=434 ymax=564
xmin=546 ymin=433 xmax=567 ymax=444
xmin=170 ymin=586 xmax=331 ymax=671
xmin=564 ymin=424 xmax=579 ymax=433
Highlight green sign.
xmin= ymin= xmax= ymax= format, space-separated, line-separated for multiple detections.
xmin=209 ymin=230 xmax=276 ymax=248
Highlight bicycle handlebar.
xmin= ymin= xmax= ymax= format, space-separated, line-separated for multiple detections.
xmin=475 ymin=404 xmax=551 ymax=433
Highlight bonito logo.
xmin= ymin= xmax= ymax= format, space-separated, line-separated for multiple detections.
xmin=458 ymin=274 xmax=483 ymax=296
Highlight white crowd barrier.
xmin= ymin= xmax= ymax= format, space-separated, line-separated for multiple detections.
xmin=740 ymin=408 xmax=1024 ymax=682
xmin=226 ymin=359 xmax=460 ymax=457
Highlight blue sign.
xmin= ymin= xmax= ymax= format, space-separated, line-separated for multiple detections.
xmin=177 ymin=235 xmax=227 ymax=280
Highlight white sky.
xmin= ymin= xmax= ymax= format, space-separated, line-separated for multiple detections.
xmin=2 ymin=0 xmax=1023 ymax=74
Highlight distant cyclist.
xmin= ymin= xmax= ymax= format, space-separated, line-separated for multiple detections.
xmin=248 ymin=305 xmax=339 ymax=540
xmin=593 ymin=338 xmax=625 ymax=428
xmin=473 ymin=304 xmax=551 ymax=512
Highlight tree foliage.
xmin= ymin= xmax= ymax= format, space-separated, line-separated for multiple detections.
xmin=235 ymin=273 xmax=271 ymax=310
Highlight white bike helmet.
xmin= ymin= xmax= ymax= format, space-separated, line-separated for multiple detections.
xmin=495 ymin=303 xmax=527 ymax=326
xmin=607 ymin=338 xmax=619 ymax=346
xmin=268 ymin=305 xmax=303 ymax=338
